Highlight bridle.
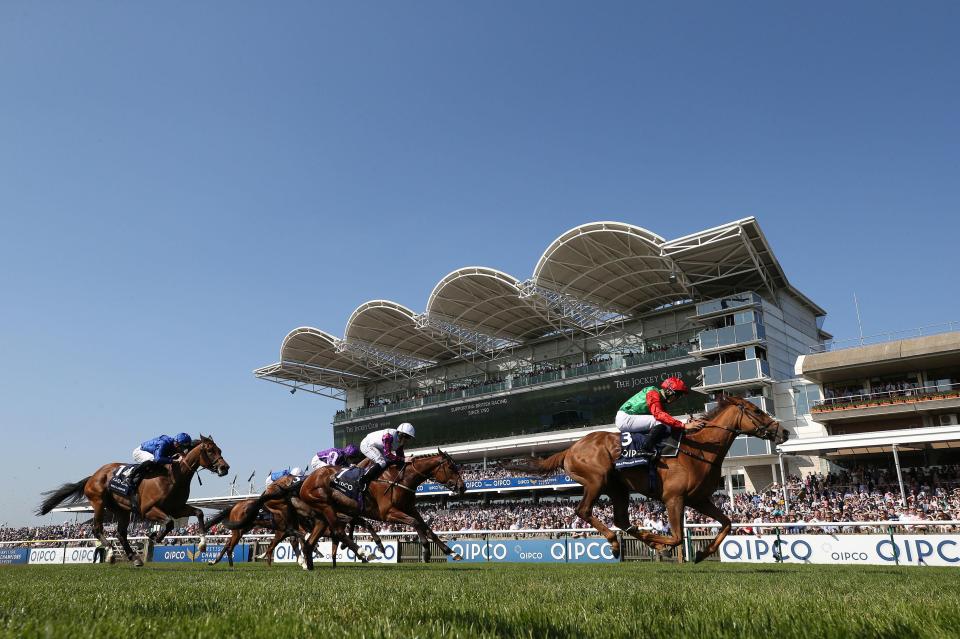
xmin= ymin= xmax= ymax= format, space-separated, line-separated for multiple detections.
xmin=679 ymin=401 xmax=781 ymax=465
xmin=375 ymin=454 xmax=462 ymax=496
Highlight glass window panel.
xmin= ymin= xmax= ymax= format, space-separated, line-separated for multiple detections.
xmin=721 ymin=362 xmax=741 ymax=383
xmin=729 ymin=437 xmax=749 ymax=457
xmin=703 ymin=365 xmax=721 ymax=386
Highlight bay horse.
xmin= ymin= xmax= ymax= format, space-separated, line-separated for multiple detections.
xmin=228 ymin=450 xmax=466 ymax=569
xmin=37 ymin=435 xmax=230 ymax=566
xmin=206 ymin=475 xmax=386 ymax=567
xmin=507 ymin=395 xmax=788 ymax=563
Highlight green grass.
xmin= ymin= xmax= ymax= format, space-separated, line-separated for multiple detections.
xmin=1 ymin=563 xmax=959 ymax=638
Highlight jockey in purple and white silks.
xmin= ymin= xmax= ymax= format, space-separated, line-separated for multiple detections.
xmin=309 ymin=444 xmax=359 ymax=472
xmin=357 ymin=423 xmax=415 ymax=491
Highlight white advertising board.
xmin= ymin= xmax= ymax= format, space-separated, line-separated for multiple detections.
xmin=719 ymin=534 xmax=960 ymax=567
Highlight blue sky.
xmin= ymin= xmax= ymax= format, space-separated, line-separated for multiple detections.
xmin=1 ymin=2 xmax=958 ymax=525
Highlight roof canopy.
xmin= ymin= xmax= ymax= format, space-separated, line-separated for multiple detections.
xmin=426 ymin=267 xmax=550 ymax=342
xmin=256 ymin=217 xmax=824 ymax=392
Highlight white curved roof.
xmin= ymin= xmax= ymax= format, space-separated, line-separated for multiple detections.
xmin=257 ymin=217 xmax=824 ymax=391
xmin=426 ymin=267 xmax=550 ymax=341
xmin=344 ymin=300 xmax=449 ymax=363
xmin=532 ymin=222 xmax=686 ymax=314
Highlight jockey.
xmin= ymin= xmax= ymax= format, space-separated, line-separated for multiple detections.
xmin=265 ymin=466 xmax=303 ymax=489
xmin=357 ymin=422 xmax=415 ymax=492
xmin=129 ymin=432 xmax=192 ymax=484
xmin=616 ymin=377 xmax=696 ymax=457
xmin=309 ymin=444 xmax=360 ymax=472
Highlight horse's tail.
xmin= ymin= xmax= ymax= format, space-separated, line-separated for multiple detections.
xmin=224 ymin=481 xmax=300 ymax=530
xmin=205 ymin=505 xmax=235 ymax=530
xmin=503 ymin=450 xmax=568 ymax=476
xmin=37 ymin=477 xmax=91 ymax=516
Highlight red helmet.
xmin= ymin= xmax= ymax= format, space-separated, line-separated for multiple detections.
xmin=661 ymin=377 xmax=690 ymax=393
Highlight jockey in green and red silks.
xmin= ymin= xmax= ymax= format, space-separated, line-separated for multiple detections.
xmin=616 ymin=377 xmax=696 ymax=456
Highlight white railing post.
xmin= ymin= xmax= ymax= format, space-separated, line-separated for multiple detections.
xmin=891 ymin=444 xmax=907 ymax=507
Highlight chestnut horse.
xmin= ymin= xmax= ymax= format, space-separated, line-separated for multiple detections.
xmin=206 ymin=475 xmax=386 ymax=567
xmin=37 ymin=435 xmax=230 ymax=566
xmin=228 ymin=451 xmax=467 ymax=569
xmin=507 ymin=395 xmax=787 ymax=562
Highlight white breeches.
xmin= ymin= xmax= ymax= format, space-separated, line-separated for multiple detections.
xmin=359 ymin=441 xmax=388 ymax=468
xmin=132 ymin=448 xmax=154 ymax=463
xmin=615 ymin=412 xmax=659 ymax=433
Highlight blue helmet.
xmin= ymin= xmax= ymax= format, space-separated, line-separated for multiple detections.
xmin=174 ymin=432 xmax=192 ymax=446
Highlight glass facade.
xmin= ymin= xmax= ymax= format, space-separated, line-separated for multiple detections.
xmin=697 ymin=323 xmax=765 ymax=351
xmin=793 ymin=383 xmax=821 ymax=415
xmin=702 ymin=358 xmax=771 ymax=387
xmin=727 ymin=435 xmax=772 ymax=457
xmin=695 ymin=292 xmax=762 ymax=317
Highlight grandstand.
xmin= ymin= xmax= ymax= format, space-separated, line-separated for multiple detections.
xmin=255 ymin=217 xmax=832 ymax=501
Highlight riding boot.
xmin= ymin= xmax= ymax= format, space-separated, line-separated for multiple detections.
xmin=639 ymin=423 xmax=668 ymax=457
xmin=358 ymin=464 xmax=384 ymax=493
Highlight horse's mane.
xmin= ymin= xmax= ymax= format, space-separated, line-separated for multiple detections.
xmin=700 ymin=394 xmax=737 ymax=421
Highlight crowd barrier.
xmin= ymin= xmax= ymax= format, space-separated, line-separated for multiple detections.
xmin=2 ymin=522 xmax=957 ymax=566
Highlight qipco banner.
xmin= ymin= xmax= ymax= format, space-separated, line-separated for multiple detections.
xmin=720 ymin=534 xmax=960 ymax=567
xmin=272 ymin=540 xmax=398 ymax=564
xmin=28 ymin=548 xmax=65 ymax=565
xmin=0 ymin=548 xmax=30 ymax=565
xmin=63 ymin=546 xmax=100 ymax=564
xmin=152 ymin=544 xmax=250 ymax=563
xmin=447 ymin=538 xmax=617 ymax=563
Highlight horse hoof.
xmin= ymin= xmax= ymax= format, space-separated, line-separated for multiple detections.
xmin=452 ymin=554 xmax=463 ymax=562
xmin=357 ymin=553 xmax=369 ymax=563
xmin=133 ymin=558 xmax=144 ymax=567
xmin=693 ymin=551 xmax=707 ymax=564
xmin=611 ymin=545 xmax=621 ymax=560
xmin=207 ymin=560 xmax=216 ymax=566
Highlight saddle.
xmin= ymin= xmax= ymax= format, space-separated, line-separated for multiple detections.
xmin=614 ymin=431 xmax=682 ymax=470
xmin=108 ymin=465 xmax=137 ymax=497
xmin=331 ymin=466 xmax=363 ymax=503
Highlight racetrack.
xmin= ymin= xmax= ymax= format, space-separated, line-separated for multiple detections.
xmin=1 ymin=563 xmax=958 ymax=638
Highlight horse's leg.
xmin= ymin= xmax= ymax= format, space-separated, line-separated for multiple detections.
xmin=90 ymin=496 xmax=111 ymax=554
xmin=642 ymin=496 xmax=687 ymax=557
xmin=175 ymin=506 xmax=208 ymax=552
xmin=381 ymin=510 xmax=451 ymax=562
xmin=359 ymin=519 xmax=386 ymax=554
xmin=567 ymin=471 xmax=621 ymax=558
xmin=115 ymin=509 xmax=142 ymax=567
xmin=301 ymin=519 xmax=329 ymax=571
xmin=143 ymin=507 xmax=176 ymax=543
xmin=208 ymin=529 xmax=238 ymax=567
xmin=608 ymin=481 xmax=646 ymax=544
xmin=687 ymin=497 xmax=732 ymax=564
xmin=258 ymin=529 xmax=285 ymax=566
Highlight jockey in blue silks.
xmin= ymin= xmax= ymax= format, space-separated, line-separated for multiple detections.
xmin=129 ymin=432 xmax=193 ymax=484
xmin=265 ymin=466 xmax=303 ymax=489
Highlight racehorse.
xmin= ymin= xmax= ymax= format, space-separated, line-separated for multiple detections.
xmin=206 ymin=475 xmax=386 ymax=567
xmin=37 ymin=435 xmax=230 ymax=566
xmin=507 ymin=395 xmax=788 ymax=562
xmin=228 ymin=450 xmax=466 ymax=569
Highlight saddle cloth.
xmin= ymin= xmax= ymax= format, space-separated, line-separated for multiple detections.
xmin=614 ymin=430 xmax=682 ymax=470
xmin=331 ymin=466 xmax=362 ymax=502
xmin=108 ymin=464 xmax=137 ymax=496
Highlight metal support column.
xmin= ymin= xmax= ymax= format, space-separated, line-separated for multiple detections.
xmin=778 ymin=453 xmax=790 ymax=515
xmin=891 ymin=444 xmax=907 ymax=507
xmin=726 ymin=473 xmax=735 ymax=505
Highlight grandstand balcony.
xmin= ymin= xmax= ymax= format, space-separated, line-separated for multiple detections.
xmin=690 ymin=323 xmax=766 ymax=357
xmin=697 ymin=358 xmax=773 ymax=392
xmin=693 ymin=292 xmax=763 ymax=320
xmin=810 ymin=382 xmax=960 ymax=423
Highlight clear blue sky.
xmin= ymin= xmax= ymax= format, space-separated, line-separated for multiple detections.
xmin=2 ymin=2 xmax=958 ymax=526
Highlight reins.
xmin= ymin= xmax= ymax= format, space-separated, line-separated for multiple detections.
xmin=677 ymin=402 xmax=777 ymax=465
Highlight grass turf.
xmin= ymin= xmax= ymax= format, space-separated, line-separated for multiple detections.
xmin=1 ymin=562 xmax=958 ymax=638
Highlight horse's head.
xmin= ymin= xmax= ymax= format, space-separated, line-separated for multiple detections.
xmin=427 ymin=449 xmax=466 ymax=497
xmin=714 ymin=395 xmax=789 ymax=445
xmin=194 ymin=434 xmax=230 ymax=477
